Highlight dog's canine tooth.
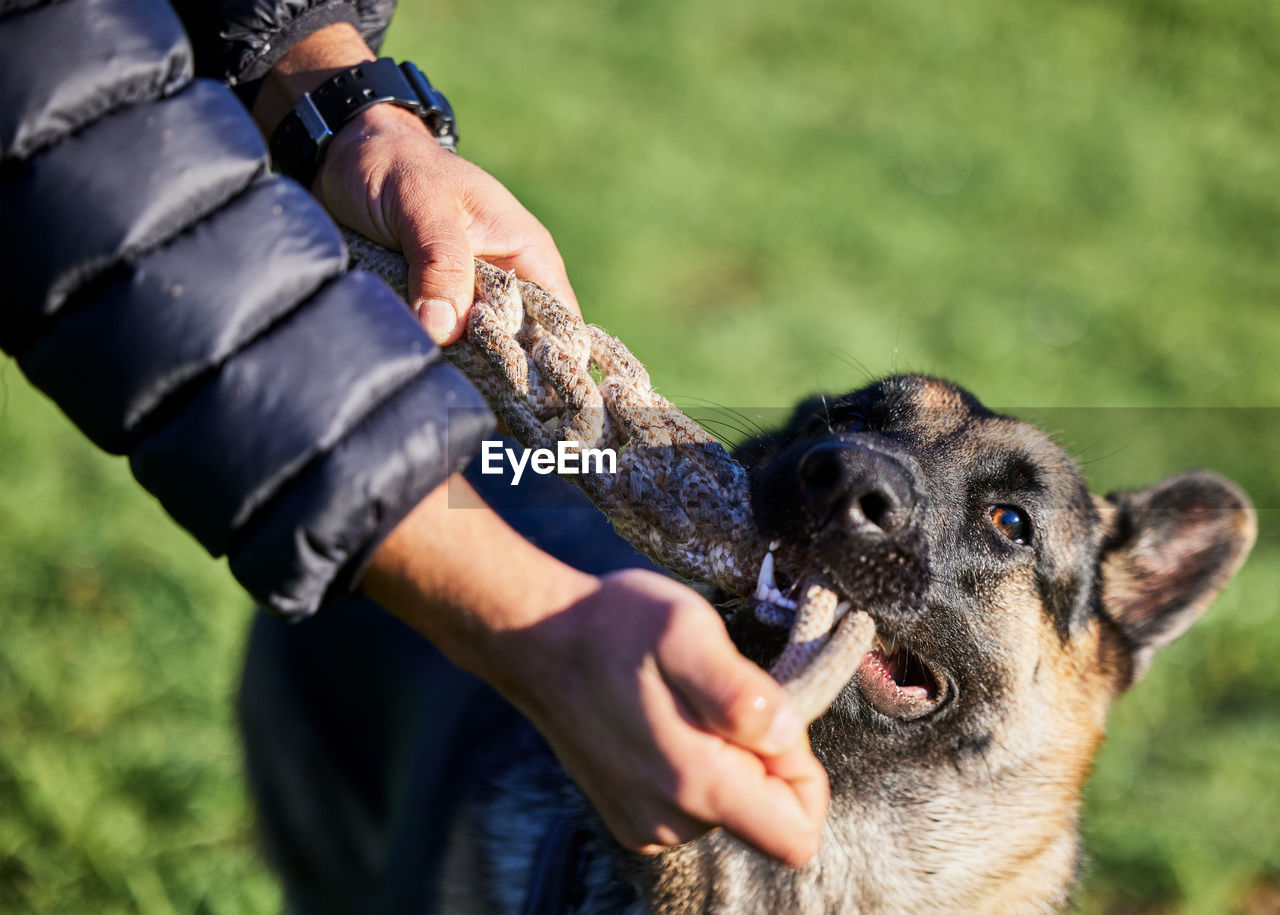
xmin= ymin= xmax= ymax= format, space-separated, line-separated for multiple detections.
xmin=755 ymin=551 xmax=775 ymax=600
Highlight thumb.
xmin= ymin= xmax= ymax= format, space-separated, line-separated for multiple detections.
xmin=407 ymin=223 xmax=476 ymax=345
xmin=658 ymin=611 xmax=806 ymax=757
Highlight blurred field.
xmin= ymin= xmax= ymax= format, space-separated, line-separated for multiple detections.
xmin=2 ymin=0 xmax=1277 ymax=911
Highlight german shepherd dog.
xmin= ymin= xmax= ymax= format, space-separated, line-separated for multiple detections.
xmin=239 ymin=374 xmax=1254 ymax=913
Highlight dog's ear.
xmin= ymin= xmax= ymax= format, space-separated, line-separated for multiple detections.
xmin=1098 ymin=470 xmax=1255 ymax=688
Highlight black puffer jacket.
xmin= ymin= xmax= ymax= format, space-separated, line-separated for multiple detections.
xmin=0 ymin=0 xmax=494 ymax=617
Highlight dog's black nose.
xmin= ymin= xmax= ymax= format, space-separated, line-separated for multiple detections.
xmin=798 ymin=442 xmax=916 ymax=535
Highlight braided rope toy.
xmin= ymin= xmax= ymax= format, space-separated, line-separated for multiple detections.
xmin=346 ymin=231 xmax=875 ymax=724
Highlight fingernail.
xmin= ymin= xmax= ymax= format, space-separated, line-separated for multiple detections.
xmin=761 ymin=701 xmax=803 ymax=754
xmin=422 ymin=299 xmax=457 ymax=344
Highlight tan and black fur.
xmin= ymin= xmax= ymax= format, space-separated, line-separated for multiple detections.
xmin=438 ymin=374 xmax=1254 ymax=914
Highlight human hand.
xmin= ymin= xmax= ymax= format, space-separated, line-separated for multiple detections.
xmin=364 ymin=480 xmax=827 ymax=866
xmin=318 ymin=103 xmax=580 ymax=343
xmin=488 ymin=568 xmax=829 ymax=867
xmin=254 ymin=22 xmax=579 ymax=345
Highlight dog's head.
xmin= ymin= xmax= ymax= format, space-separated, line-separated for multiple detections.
xmin=730 ymin=373 xmax=1254 ymax=907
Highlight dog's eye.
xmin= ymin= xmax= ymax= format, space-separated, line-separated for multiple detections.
xmin=988 ymin=505 xmax=1032 ymax=544
xmin=831 ymin=411 xmax=867 ymax=434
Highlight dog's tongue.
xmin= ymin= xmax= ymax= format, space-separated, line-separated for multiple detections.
xmin=861 ymin=650 xmax=920 ymax=697
xmin=876 ymin=649 xmax=930 ymax=699
xmin=857 ymin=648 xmax=938 ymax=714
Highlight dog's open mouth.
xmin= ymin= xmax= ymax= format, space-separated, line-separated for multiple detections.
xmin=753 ymin=549 xmax=947 ymax=721
xmin=856 ymin=636 xmax=947 ymax=720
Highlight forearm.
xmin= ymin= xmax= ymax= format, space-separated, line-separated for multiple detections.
xmin=250 ymin=21 xmax=376 ymax=135
xmin=360 ymin=476 xmax=597 ymax=692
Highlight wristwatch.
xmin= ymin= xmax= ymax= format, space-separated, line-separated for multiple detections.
xmin=269 ymin=57 xmax=458 ymax=187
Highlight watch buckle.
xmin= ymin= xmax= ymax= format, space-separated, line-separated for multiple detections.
xmin=400 ymin=61 xmax=458 ymax=152
xmin=296 ymin=92 xmax=334 ymax=161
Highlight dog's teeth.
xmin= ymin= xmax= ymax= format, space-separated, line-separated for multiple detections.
xmin=833 ymin=601 xmax=851 ymax=621
xmin=753 ymin=551 xmax=800 ymax=611
xmin=768 ymin=540 xmax=781 ymax=551
xmin=756 ymin=551 xmax=776 ymax=600
xmin=770 ymin=590 xmax=798 ymax=610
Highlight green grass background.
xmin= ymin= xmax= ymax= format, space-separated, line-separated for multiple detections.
xmin=2 ymin=0 xmax=1277 ymax=911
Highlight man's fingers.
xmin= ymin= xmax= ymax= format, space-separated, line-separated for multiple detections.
xmin=603 ymin=724 xmax=827 ymax=867
xmin=407 ymin=225 xmax=475 ymax=345
xmin=485 ymin=242 xmax=582 ymax=320
xmin=531 ymin=572 xmax=826 ymax=867
xmin=608 ymin=650 xmax=825 ymax=865
xmin=763 ymin=740 xmax=830 ymax=843
xmin=509 ymin=248 xmax=581 ymax=319
xmin=657 ymin=613 xmax=806 ymax=756
xmin=709 ymin=744 xmax=829 ymax=867
xmin=611 ymin=812 xmax=711 ymax=855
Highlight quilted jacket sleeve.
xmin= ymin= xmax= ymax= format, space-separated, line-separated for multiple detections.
xmin=168 ymin=0 xmax=397 ymax=104
xmin=0 ymin=0 xmax=494 ymax=618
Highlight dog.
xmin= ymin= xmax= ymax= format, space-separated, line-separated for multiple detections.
xmin=239 ymin=373 xmax=1254 ymax=913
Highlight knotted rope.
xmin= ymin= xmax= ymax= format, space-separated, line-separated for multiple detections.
xmin=345 ymin=231 xmax=874 ymax=723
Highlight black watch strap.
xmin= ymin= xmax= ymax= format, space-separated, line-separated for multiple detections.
xmin=269 ymin=58 xmax=458 ymax=188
